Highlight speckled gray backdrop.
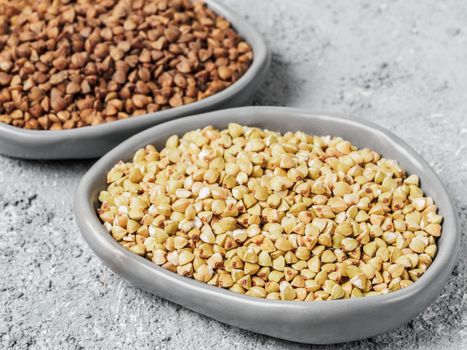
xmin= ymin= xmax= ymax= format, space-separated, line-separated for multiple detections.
xmin=0 ymin=0 xmax=466 ymax=349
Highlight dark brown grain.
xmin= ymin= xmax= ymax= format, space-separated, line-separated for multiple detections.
xmin=0 ymin=0 xmax=253 ymax=130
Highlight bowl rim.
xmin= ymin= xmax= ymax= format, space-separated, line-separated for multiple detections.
xmin=0 ymin=0 xmax=270 ymax=142
xmin=74 ymin=106 xmax=460 ymax=310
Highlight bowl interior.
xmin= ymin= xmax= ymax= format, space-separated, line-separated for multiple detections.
xmin=0 ymin=0 xmax=269 ymax=137
xmin=84 ymin=107 xmax=459 ymax=302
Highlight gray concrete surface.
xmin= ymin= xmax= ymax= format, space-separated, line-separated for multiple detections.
xmin=0 ymin=0 xmax=466 ymax=349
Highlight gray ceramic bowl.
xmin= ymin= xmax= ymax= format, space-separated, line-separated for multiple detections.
xmin=0 ymin=0 xmax=270 ymax=160
xmin=74 ymin=107 xmax=459 ymax=344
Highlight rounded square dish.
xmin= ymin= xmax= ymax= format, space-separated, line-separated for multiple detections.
xmin=0 ymin=0 xmax=270 ymax=160
xmin=74 ymin=106 xmax=459 ymax=344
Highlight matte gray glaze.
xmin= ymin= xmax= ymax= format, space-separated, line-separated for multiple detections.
xmin=74 ymin=107 xmax=460 ymax=344
xmin=0 ymin=0 xmax=270 ymax=160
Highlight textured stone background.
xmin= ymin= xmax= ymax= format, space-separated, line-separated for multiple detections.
xmin=0 ymin=0 xmax=466 ymax=349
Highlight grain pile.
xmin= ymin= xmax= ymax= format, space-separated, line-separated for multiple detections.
xmin=0 ymin=0 xmax=253 ymax=130
xmin=97 ymin=124 xmax=443 ymax=301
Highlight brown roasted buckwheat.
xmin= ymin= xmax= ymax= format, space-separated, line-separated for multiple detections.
xmin=0 ymin=0 xmax=253 ymax=130
xmin=98 ymin=124 xmax=443 ymax=301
